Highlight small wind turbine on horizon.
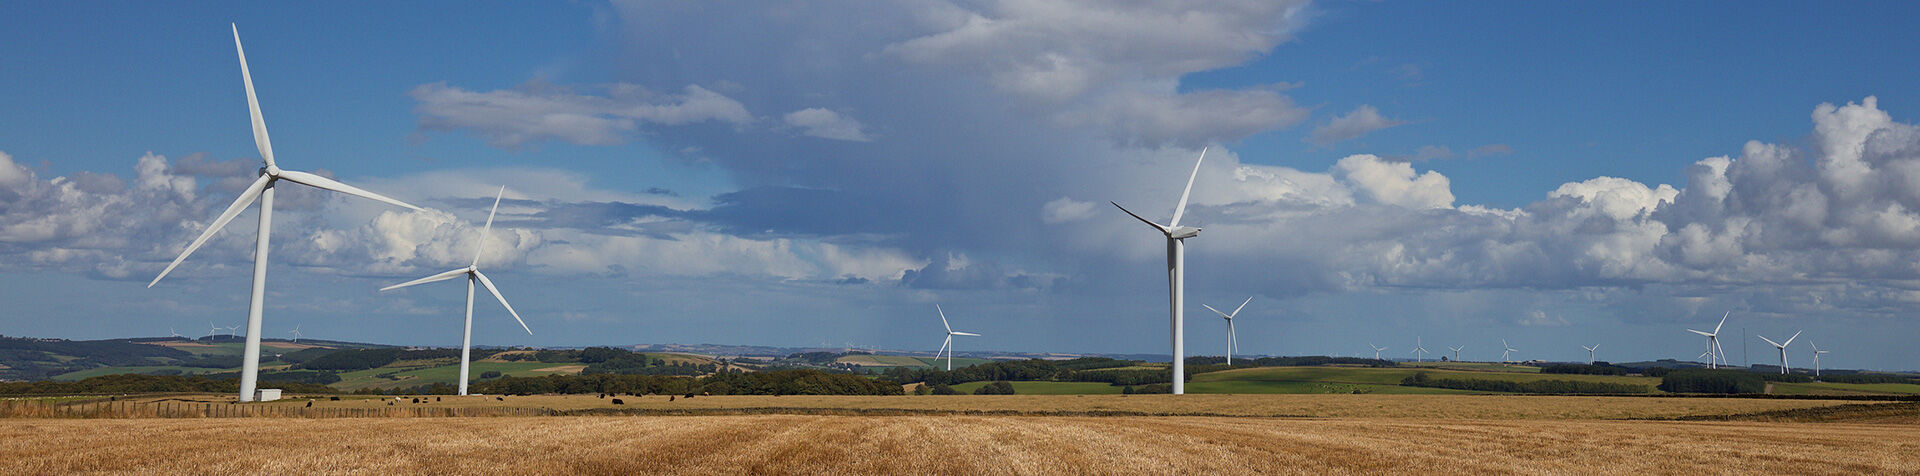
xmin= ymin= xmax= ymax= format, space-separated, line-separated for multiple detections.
xmin=1112 ymin=147 xmax=1209 ymax=395
xmin=1757 ymin=331 xmax=1801 ymax=375
xmin=379 ymin=186 xmax=531 ymax=396
xmin=933 ymin=305 xmax=980 ymax=371
xmin=1369 ymin=344 xmax=1387 ymax=360
xmin=1812 ymin=342 xmax=1829 ymax=378
xmin=225 ymin=325 xmax=239 ymax=340
xmin=206 ymin=322 xmax=221 ymax=341
xmin=1582 ymin=344 xmax=1599 ymax=365
xmin=169 ymin=327 xmax=184 ymax=339
xmin=149 ymin=25 xmax=423 ymax=402
xmin=1202 ymin=296 xmax=1252 ymax=366
xmin=1501 ymin=339 xmax=1518 ymax=363
xmin=1410 ymin=337 xmax=1429 ymax=362
xmin=1686 ymin=311 xmax=1730 ymax=369
xmin=1448 ymin=345 xmax=1463 ymax=362
xmin=287 ymin=325 xmax=302 ymax=344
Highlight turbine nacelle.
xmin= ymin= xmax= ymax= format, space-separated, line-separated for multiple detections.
xmin=1167 ymin=226 xmax=1201 ymax=239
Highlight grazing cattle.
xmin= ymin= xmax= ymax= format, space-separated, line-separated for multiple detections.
xmin=435 ymin=397 xmax=441 ymax=402
xmin=387 ymin=401 xmax=394 ymax=406
xmin=305 ymin=400 xmax=313 ymax=408
xmin=329 ymin=396 xmax=340 ymax=401
xmin=684 ymin=393 xmax=695 ymax=399
xmin=496 ymin=397 xmax=504 ymax=401
xmin=411 ymin=398 xmax=420 ymax=404
xmin=669 ymin=396 xmax=675 ymax=402
xmin=611 ymin=398 xmax=624 ymax=405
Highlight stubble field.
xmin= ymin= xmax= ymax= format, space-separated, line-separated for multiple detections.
xmin=3 ymin=414 xmax=1917 ymax=475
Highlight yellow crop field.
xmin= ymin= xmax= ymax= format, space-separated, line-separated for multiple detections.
xmin=3 ymin=415 xmax=1916 ymax=475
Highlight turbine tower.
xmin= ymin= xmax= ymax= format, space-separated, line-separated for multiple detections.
xmin=1501 ymin=339 xmax=1518 ymax=363
xmin=379 ymin=187 xmax=531 ymax=396
xmin=933 ymin=305 xmax=980 ymax=371
xmin=1202 ymin=296 xmax=1252 ymax=366
xmin=1757 ymin=331 xmax=1801 ymax=375
xmin=149 ymin=25 xmax=422 ymax=402
xmin=1112 ymin=148 xmax=1208 ymax=394
xmin=1685 ymin=311 xmax=1730 ymax=369
xmin=1582 ymin=344 xmax=1598 ymax=365
xmin=1410 ymin=337 xmax=1429 ymax=362
xmin=1369 ymin=344 xmax=1387 ymax=360
xmin=1811 ymin=343 xmax=1829 ymax=378
xmin=1447 ymin=345 xmax=1463 ymax=362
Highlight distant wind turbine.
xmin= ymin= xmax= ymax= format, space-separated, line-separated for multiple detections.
xmin=1410 ymin=337 xmax=1429 ymax=362
xmin=1448 ymin=345 xmax=1463 ymax=362
xmin=1582 ymin=344 xmax=1599 ymax=365
xmin=1501 ymin=339 xmax=1518 ymax=363
xmin=379 ymin=186 xmax=531 ymax=396
xmin=1686 ymin=311 xmax=1730 ymax=369
xmin=169 ymin=327 xmax=185 ymax=339
xmin=287 ymin=325 xmax=302 ymax=344
xmin=933 ymin=305 xmax=980 ymax=371
xmin=1202 ymin=296 xmax=1252 ymax=366
xmin=148 ymin=25 xmax=422 ymax=402
xmin=1811 ymin=342 xmax=1829 ymax=378
xmin=207 ymin=322 xmax=221 ymax=341
xmin=225 ymin=325 xmax=239 ymax=340
xmin=1757 ymin=331 xmax=1801 ymax=375
xmin=1369 ymin=344 xmax=1387 ymax=360
xmin=1112 ymin=148 xmax=1208 ymax=394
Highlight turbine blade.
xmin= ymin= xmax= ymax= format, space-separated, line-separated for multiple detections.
xmin=379 ymin=268 xmax=468 ymax=292
xmin=1757 ymin=335 xmax=1781 ymax=348
xmin=1783 ymin=330 xmax=1801 ymax=347
xmin=474 ymin=270 xmax=531 ymax=335
xmin=1686 ymin=329 xmax=1713 ymax=337
xmin=1230 ymin=296 xmax=1253 ymax=318
xmin=474 ymin=185 xmax=504 ymax=267
xmin=1201 ymin=304 xmax=1232 ymax=319
xmin=937 ymin=304 xmax=951 ymax=333
xmin=1112 ymin=202 xmax=1171 ymax=233
xmin=232 ymin=24 xmax=275 ymax=169
xmin=149 ymin=175 xmax=270 ymax=287
xmin=1713 ymin=310 xmax=1729 ymax=335
xmin=1169 ymin=147 xmax=1206 ymax=227
xmin=952 ymin=332 xmax=981 ymax=337
xmin=276 ymin=170 xmax=420 ymax=211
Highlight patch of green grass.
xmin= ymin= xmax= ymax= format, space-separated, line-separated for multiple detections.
xmin=332 ymin=361 xmax=585 ymax=391
xmin=946 ymin=381 xmax=1127 ymax=395
xmin=50 ymin=366 xmax=225 ymax=381
xmin=835 ymin=355 xmax=929 ymax=367
xmin=913 ymin=357 xmax=994 ymax=369
xmin=1187 ymin=366 xmax=1660 ymax=394
xmin=1771 ymin=381 xmax=1920 ymax=395
xmin=1398 ymin=361 xmax=1541 ymax=373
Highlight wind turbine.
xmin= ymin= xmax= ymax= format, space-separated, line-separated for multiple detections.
xmin=169 ymin=327 xmax=185 ymax=339
xmin=207 ymin=322 xmax=221 ymax=341
xmin=1757 ymin=331 xmax=1801 ymax=375
xmin=147 ymin=25 xmax=422 ymax=402
xmin=1447 ymin=345 xmax=1463 ymax=362
xmin=1202 ymin=296 xmax=1252 ymax=366
xmin=1686 ymin=311 xmax=1730 ymax=369
xmin=1369 ymin=344 xmax=1387 ymax=360
xmin=1581 ymin=344 xmax=1599 ymax=365
xmin=225 ymin=325 xmax=239 ymax=340
xmin=1811 ymin=342 xmax=1829 ymax=378
xmin=287 ymin=325 xmax=302 ymax=344
xmin=379 ymin=186 xmax=531 ymax=396
xmin=1410 ymin=337 xmax=1429 ymax=362
xmin=1501 ymin=339 xmax=1518 ymax=363
xmin=932 ymin=305 xmax=980 ymax=371
xmin=1112 ymin=148 xmax=1208 ymax=394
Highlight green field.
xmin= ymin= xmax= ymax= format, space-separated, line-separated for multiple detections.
xmin=1397 ymin=361 xmax=1541 ymax=373
xmin=1185 ymin=366 xmax=1662 ymax=394
xmin=51 ymin=366 xmax=228 ymax=381
xmin=1771 ymin=381 xmax=1920 ymax=396
xmin=948 ymin=381 xmax=1128 ymax=395
xmin=836 ymin=355 xmax=993 ymax=369
xmin=333 ymin=361 xmax=584 ymax=390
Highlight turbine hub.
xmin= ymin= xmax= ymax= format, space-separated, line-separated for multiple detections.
xmin=1168 ymin=226 xmax=1201 ymax=239
xmin=262 ymin=165 xmax=281 ymax=177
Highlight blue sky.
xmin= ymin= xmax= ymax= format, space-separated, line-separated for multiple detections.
xmin=5 ymin=1 xmax=1920 ymax=371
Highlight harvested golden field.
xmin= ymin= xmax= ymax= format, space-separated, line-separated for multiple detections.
xmin=168 ymin=393 xmax=1901 ymax=420
xmin=3 ymin=415 xmax=1916 ymax=475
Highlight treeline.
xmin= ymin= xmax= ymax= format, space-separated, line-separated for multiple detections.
xmin=472 ymin=370 xmax=901 ymax=396
xmin=880 ymin=358 xmax=1176 ymax=387
xmin=1540 ymin=364 xmax=1628 ymax=376
xmin=0 ymin=374 xmax=338 ymax=395
xmin=298 ymin=348 xmax=501 ymax=371
xmin=1657 ymin=369 xmax=1764 ymax=394
xmin=1820 ymin=373 xmax=1918 ymax=384
xmin=1400 ymin=372 xmax=1648 ymax=394
xmin=1234 ymin=356 xmax=1395 ymax=368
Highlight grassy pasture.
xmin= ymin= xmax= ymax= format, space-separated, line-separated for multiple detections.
xmin=948 ymin=381 xmax=1127 ymax=395
xmin=1772 ymin=381 xmax=1920 ymax=396
xmin=1186 ymin=366 xmax=1661 ymax=394
xmin=4 ymin=415 xmax=1915 ymax=475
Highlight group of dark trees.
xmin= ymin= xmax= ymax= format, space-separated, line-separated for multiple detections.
xmin=470 ymin=369 xmax=902 ymax=396
xmin=1400 ymin=372 xmax=1649 ymax=394
xmin=0 ymin=374 xmax=338 ymax=395
xmin=880 ymin=357 xmax=1172 ymax=387
xmin=298 ymin=348 xmax=500 ymax=371
xmin=1656 ymin=369 xmax=1766 ymax=394
xmin=1187 ymin=356 xmax=1395 ymax=368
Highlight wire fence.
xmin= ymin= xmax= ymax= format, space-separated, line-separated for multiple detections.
xmin=0 ymin=398 xmax=555 ymax=419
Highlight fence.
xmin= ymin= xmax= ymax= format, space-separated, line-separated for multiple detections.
xmin=0 ymin=398 xmax=555 ymax=419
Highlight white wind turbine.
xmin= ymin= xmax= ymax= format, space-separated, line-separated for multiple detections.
xmin=379 ymin=187 xmax=531 ymax=396
xmin=287 ymin=325 xmax=302 ymax=344
xmin=148 ymin=25 xmax=422 ymax=402
xmin=1582 ymin=344 xmax=1599 ymax=365
xmin=1811 ymin=342 xmax=1829 ymax=378
xmin=225 ymin=325 xmax=240 ymax=339
xmin=207 ymin=322 xmax=221 ymax=341
xmin=933 ymin=305 xmax=980 ymax=371
xmin=1113 ymin=147 xmax=1209 ymax=394
xmin=1369 ymin=344 xmax=1387 ymax=360
xmin=1501 ymin=339 xmax=1518 ymax=363
xmin=1202 ymin=296 xmax=1252 ymax=366
xmin=1757 ymin=331 xmax=1801 ymax=375
xmin=1685 ymin=311 xmax=1730 ymax=369
xmin=1410 ymin=337 xmax=1429 ymax=362
xmin=1448 ymin=345 xmax=1463 ymax=362
xmin=169 ymin=327 xmax=185 ymax=339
